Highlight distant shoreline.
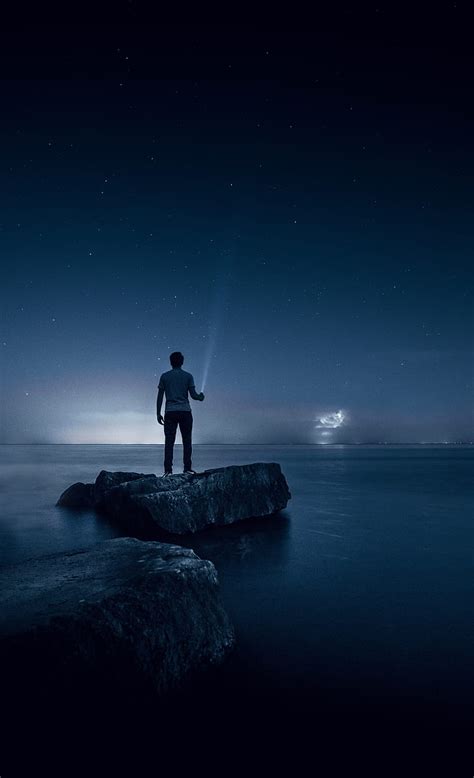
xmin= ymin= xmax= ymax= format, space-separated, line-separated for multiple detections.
xmin=1 ymin=443 xmax=472 ymax=447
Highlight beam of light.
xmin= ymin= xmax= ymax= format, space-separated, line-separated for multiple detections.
xmin=201 ymin=323 xmax=218 ymax=393
xmin=200 ymin=249 xmax=234 ymax=392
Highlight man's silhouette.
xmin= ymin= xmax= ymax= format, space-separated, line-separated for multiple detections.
xmin=157 ymin=351 xmax=204 ymax=476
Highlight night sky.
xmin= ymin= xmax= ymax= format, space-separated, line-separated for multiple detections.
xmin=1 ymin=5 xmax=473 ymax=444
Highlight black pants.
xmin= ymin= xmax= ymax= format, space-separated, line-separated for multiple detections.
xmin=164 ymin=411 xmax=193 ymax=473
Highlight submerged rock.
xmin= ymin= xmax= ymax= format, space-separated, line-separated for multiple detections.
xmin=57 ymin=462 xmax=291 ymax=535
xmin=0 ymin=537 xmax=234 ymax=697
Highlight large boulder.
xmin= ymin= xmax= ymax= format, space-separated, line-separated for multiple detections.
xmin=57 ymin=462 xmax=291 ymax=535
xmin=0 ymin=538 xmax=234 ymax=698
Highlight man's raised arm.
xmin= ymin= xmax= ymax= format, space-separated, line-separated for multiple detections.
xmin=188 ymin=375 xmax=204 ymax=401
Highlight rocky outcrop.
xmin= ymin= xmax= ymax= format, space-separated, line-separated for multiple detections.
xmin=55 ymin=480 xmax=95 ymax=507
xmin=93 ymin=470 xmax=156 ymax=508
xmin=57 ymin=462 xmax=291 ymax=535
xmin=0 ymin=538 xmax=234 ymax=697
xmin=57 ymin=470 xmax=155 ymax=509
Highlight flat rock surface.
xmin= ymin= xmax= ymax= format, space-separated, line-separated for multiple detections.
xmin=58 ymin=462 xmax=291 ymax=535
xmin=0 ymin=537 xmax=234 ymax=696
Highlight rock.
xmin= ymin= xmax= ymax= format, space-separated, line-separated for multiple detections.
xmin=110 ymin=462 xmax=291 ymax=534
xmin=58 ymin=462 xmax=291 ymax=535
xmin=93 ymin=470 xmax=156 ymax=508
xmin=55 ymin=480 xmax=95 ymax=508
xmin=56 ymin=470 xmax=155 ymax=508
xmin=0 ymin=538 xmax=234 ymax=698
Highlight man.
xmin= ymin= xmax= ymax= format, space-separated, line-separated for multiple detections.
xmin=157 ymin=351 xmax=205 ymax=476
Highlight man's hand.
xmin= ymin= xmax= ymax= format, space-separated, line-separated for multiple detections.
xmin=199 ymin=392 xmax=205 ymax=401
xmin=157 ymin=414 xmax=164 ymax=425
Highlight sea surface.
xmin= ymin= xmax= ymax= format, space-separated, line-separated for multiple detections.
xmin=1 ymin=444 xmax=473 ymax=772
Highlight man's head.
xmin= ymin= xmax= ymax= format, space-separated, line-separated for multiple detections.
xmin=170 ymin=351 xmax=184 ymax=368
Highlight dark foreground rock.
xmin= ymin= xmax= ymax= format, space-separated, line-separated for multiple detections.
xmin=58 ymin=462 xmax=291 ymax=534
xmin=0 ymin=537 xmax=234 ymax=698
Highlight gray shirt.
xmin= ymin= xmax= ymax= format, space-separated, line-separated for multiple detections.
xmin=158 ymin=368 xmax=199 ymax=412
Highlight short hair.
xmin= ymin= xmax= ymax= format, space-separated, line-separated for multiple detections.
xmin=170 ymin=351 xmax=184 ymax=368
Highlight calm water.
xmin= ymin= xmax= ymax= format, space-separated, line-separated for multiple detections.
xmin=1 ymin=444 xmax=473 ymax=770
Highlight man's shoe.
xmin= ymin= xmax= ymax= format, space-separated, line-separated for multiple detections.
xmin=161 ymin=471 xmax=172 ymax=477
xmin=183 ymin=469 xmax=197 ymax=475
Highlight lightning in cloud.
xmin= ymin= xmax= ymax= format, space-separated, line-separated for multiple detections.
xmin=316 ymin=410 xmax=347 ymax=428
xmin=314 ymin=409 xmax=348 ymax=443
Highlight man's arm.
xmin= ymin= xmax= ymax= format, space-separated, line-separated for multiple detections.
xmin=188 ymin=374 xmax=204 ymax=401
xmin=157 ymin=383 xmax=165 ymax=423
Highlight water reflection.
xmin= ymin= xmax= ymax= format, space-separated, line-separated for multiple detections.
xmin=174 ymin=510 xmax=291 ymax=570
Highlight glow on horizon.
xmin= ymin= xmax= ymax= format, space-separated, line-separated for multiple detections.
xmin=60 ymin=411 xmax=161 ymax=444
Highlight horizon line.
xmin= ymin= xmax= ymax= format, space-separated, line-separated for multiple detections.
xmin=0 ymin=442 xmax=472 ymax=447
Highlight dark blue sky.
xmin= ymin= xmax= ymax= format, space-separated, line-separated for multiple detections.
xmin=1 ymin=6 xmax=473 ymax=443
